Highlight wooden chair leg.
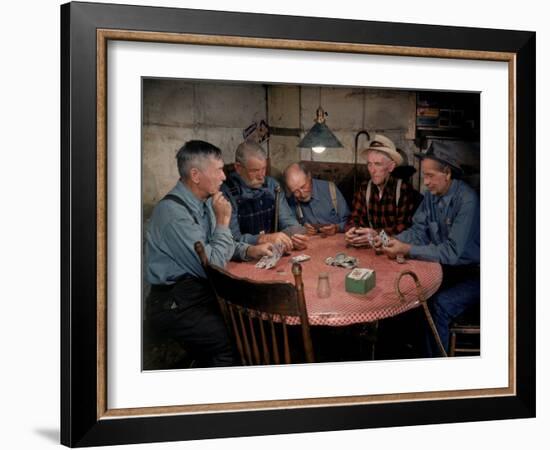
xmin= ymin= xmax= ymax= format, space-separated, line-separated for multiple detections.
xmin=450 ymin=332 xmax=457 ymax=357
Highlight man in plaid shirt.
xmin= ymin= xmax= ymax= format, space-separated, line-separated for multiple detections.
xmin=345 ymin=134 xmax=419 ymax=247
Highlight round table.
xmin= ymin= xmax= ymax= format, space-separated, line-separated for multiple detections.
xmin=226 ymin=234 xmax=442 ymax=326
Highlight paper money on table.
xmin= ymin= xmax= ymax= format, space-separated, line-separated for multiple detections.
xmin=325 ymin=252 xmax=358 ymax=269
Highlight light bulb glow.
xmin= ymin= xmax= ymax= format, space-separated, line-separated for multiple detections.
xmin=312 ymin=146 xmax=326 ymax=153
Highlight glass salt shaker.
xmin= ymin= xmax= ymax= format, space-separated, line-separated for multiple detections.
xmin=317 ymin=273 xmax=331 ymax=298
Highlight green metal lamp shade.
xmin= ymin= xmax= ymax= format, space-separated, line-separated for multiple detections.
xmin=298 ymin=122 xmax=343 ymax=149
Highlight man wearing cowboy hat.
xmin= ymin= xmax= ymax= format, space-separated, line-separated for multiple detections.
xmin=345 ymin=134 xmax=418 ymax=247
xmin=384 ymin=140 xmax=480 ymax=357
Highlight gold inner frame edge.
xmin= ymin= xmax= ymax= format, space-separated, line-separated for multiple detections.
xmin=95 ymin=29 xmax=517 ymax=419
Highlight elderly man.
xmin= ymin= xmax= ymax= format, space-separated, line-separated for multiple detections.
xmin=345 ymin=134 xmax=418 ymax=247
xmin=221 ymin=141 xmax=308 ymax=251
xmin=284 ymin=162 xmax=350 ymax=236
xmin=384 ymin=141 xmax=480 ymax=357
xmin=145 ymin=140 xmax=273 ymax=368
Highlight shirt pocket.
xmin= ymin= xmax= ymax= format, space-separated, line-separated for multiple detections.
xmin=428 ymin=221 xmax=440 ymax=243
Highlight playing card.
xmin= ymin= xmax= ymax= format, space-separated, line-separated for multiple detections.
xmin=366 ymin=231 xmax=376 ymax=248
xmin=379 ymin=230 xmax=390 ymax=247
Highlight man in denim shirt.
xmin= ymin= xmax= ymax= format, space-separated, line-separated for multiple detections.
xmin=145 ymin=140 xmax=273 ymax=367
xmin=284 ymin=162 xmax=350 ymax=236
xmin=384 ymin=141 xmax=480 ymax=357
xmin=221 ymin=141 xmax=308 ymax=252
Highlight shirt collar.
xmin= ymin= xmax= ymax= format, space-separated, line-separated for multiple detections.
xmin=434 ymin=179 xmax=458 ymax=207
xmin=173 ymin=180 xmax=209 ymax=217
xmin=310 ymin=178 xmax=320 ymax=201
xmin=373 ymin=174 xmax=395 ymax=196
xmin=230 ymin=171 xmax=247 ymax=187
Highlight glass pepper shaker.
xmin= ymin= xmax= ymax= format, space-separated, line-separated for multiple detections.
xmin=317 ymin=273 xmax=331 ymax=298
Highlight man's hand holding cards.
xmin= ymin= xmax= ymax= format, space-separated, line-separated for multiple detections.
xmin=345 ymin=227 xmax=376 ymax=248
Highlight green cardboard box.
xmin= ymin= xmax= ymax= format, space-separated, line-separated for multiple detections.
xmin=345 ymin=268 xmax=376 ymax=295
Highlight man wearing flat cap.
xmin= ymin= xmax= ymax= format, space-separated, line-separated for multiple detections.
xmin=345 ymin=134 xmax=418 ymax=247
xmin=384 ymin=140 xmax=480 ymax=357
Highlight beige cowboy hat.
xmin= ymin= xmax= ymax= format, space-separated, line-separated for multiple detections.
xmin=360 ymin=134 xmax=403 ymax=166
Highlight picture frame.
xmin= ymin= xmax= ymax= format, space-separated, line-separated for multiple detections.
xmin=60 ymin=1 xmax=535 ymax=447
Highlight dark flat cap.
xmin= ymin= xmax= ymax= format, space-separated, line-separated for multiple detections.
xmin=415 ymin=140 xmax=465 ymax=175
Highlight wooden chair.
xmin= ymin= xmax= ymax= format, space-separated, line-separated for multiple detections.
xmin=449 ymin=306 xmax=480 ymax=357
xmin=194 ymin=241 xmax=315 ymax=365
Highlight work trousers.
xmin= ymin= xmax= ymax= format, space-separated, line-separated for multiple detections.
xmin=424 ymin=265 xmax=480 ymax=357
xmin=147 ymin=276 xmax=236 ymax=367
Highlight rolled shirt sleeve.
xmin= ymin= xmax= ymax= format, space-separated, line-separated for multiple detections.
xmin=232 ymin=241 xmax=251 ymax=261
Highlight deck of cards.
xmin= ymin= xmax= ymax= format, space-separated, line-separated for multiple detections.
xmin=255 ymin=242 xmax=284 ymax=270
xmin=362 ymin=229 xmax=390 ymax=249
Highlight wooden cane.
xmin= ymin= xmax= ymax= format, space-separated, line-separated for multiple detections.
xmin=395 ymin=270 xmax=447 ymax=357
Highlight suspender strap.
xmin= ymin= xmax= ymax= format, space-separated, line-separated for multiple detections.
xmin=274 ymin=185 xmax=280 ymax=232
xmin=395 ymin=179 xmax=402 ymax=207
xmin=162 ymin=194 xmax=200 ymax=226
xmin=294 ymin=181 xmax=337 ymax=225
xmin=365 ymin=179 xmax=403 ymax=229
xmin=328 ymin=181 xmax=338 ymax=211
xmin=365 ymin=181 xmax=374 ymax=229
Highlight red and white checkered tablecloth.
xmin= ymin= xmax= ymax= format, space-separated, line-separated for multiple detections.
xmin=226 ymin=234 xmax=442 ymax=326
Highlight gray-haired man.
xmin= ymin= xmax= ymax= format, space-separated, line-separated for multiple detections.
xmin=145 ymin=140 xmax=272 ymax=367
xmin=221 ymin=141 xmax=308 ymax=252
xmin=284 ymin=162 xmax=350 ymax=236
